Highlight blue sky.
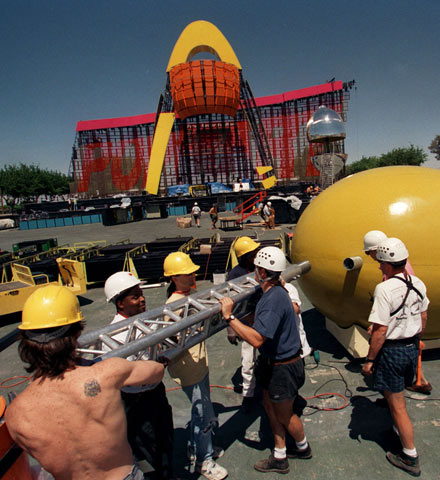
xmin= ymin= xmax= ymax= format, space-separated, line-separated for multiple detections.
xmin=1 ymin=0 xmax=439 ymax=173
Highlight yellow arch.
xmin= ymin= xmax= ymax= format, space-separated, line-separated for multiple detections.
xmin=166 ymin=20 xmax=242 ymax=71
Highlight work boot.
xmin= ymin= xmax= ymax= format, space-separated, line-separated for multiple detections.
xmin=196 ymin=458 xmax=228 ymax=480
xmin=386 ymin=451 xmax=421 ymax=477
xmin=254 ymin=454 xmax=289 ymax=474
xmin=287 ymin=443 xmax=312 ymax=459
xmin=406 ymin=382 xmax=432 ymax=394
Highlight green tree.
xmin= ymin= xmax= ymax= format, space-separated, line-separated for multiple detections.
xmin=346 ymin=145 xmax=427 ymax=175
xmin=0 ymin=163 xmax=70 ymax=207
xmin=429 ymin=135 xmax=440 ymax=161
xmin=345 ymin=155 xmax=379 ymax=175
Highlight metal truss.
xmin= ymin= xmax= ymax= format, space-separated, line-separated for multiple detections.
xmin=77 ymin=261 xmax=310 ymax=362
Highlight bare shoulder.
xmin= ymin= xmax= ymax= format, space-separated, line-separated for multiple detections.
xmin=4 ymin=390 xmax=31 ymax=437
xmin=79 ymin=357 xmax=164 ymax=391
xmin=85 ymin=357 xmax=132 ymax=388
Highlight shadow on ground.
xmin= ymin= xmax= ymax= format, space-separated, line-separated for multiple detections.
xmin=348 ymin=395 xmax=402 ymax=455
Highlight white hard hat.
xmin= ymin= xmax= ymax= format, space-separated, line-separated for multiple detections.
xmin=254 ymin=246 xmax=287 ymax=272
xmin=194 ymin=202 xmax=198 ymax=206
xmin=267 ymin=202 xmax=272 ymax=206
xmin=363 ymin=230 xmax=387 ymax=252
xmin=104 ymin=272 xmax=141 ymax=303
xmin=376 ymin=237 xmax=409 ymax=263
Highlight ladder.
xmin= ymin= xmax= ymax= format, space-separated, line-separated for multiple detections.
xmin=233 ymin=191 xmax=267 ymax=224
xmin=77 ymin=261 xmax=311 ymax=362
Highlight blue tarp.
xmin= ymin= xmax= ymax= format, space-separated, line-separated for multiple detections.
xmin=208 ymin=182 xmax=233 ymax=194
xmin=167 ymin=184 xmax=190 ymax=196
xmin=241 ymin=179 xmax=255 ymax=189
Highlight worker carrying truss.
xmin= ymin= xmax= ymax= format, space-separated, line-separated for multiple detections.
xmin=163 ymin=252 xmax=228 ymax=480
xmin=5 ymin=284 xmax=164 ymax=480
xmin=220 ymin=246 xmax=312 ymax=474
xmin=104 ymin=271 xmax=174 ymax=479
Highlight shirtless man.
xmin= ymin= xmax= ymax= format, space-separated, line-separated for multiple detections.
xmin=5 ymin=285 xmax=164 ymax=480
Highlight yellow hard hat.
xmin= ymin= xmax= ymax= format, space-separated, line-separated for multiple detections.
xmin=234 ymin=236 xmax=260 ymax=258
xmin=163 ymin=252 xmax=200 ymax=276
xmin=20 ymin=285 xmax=84 ymax=330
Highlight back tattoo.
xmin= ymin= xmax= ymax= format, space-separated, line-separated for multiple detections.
xmin=84 ymin=379 xmax=101 ymax=397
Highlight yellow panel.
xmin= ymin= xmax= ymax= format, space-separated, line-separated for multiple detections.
xmin=57 ymin=258 xmax=87 ymax=295
xmin=167 ymin=21 xmax=242 ymax=71
xmin=256 ymin=166 xmax=273 ymax=175
xmin=11 ymin=264 xmax=35 ymax=285
xmin=291 ymin=166 xmax=440 ymax=339
xmin=145 ymin=112 xmax=176 ymax=195
xmin=262 ymin=175 xmax=277 ymax=189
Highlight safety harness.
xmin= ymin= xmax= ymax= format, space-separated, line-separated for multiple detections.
xmin=390 ymin=273 xmax=424 ymax=316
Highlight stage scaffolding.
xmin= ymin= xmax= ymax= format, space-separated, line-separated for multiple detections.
xmin=70 ymin=81 xmax=353 ymax=195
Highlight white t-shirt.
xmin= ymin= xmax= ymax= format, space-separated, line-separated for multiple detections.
xmin=368 ymin=274 xmax=429 ymax=340
xmin=103 ymin=313 xmax=159 ymax=393
xmin=283 ymin=283 xmax=312 ymax=357
xmin=191 ymin=206 xmax=201 ymax=216
xmin=263 ymin=205 xmax=271 ymax=218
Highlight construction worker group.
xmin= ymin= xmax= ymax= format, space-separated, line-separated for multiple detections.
xmin=5 ymin=232 xmax=429 ymax=479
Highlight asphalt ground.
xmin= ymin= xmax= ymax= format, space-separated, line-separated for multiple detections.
xmin=1 ymin=213 xmax=439 ymax=479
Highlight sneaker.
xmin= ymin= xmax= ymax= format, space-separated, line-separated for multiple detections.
xmin=254 ymin=454 xmax=289 ymax=474
xmin=188 ymin=445 xmax=224 ymax=465
xmin=196 ymin=458 xmax=228 ymax=480
xmin=287 ymin=444 xmax=312 ymax=459
xmin=386 ymin=451 xmax=421 ymax=477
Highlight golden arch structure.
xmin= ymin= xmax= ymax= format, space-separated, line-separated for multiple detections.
xmin=146 ymin=20 xmax=276 ymax=195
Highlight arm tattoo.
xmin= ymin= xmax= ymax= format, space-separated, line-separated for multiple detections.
xmin=84 ymin=379 xmax=101 ymax=397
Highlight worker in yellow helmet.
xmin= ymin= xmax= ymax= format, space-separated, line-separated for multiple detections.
xmin=5 ymin=285 xmax=164 ymax=480
xmin=227 ymin=236 xmax=261 ymax=413
xmin=163 ymin=252 xmax=227 ymax=480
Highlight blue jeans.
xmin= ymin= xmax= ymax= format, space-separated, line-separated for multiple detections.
xmin=182 ymin=373 xmax=218 ymax=463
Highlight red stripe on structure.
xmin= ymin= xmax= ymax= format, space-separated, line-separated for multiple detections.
xmin=76 ymin=113 xmax=157 ymax=132
xmin=75 ymin=82 xmax=343 ymax=132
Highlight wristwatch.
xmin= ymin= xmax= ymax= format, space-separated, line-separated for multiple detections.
xmin=225 ymin=314 xmax=236 ymax=323
xmin=366 ymin=358 xmax=375 ymax=363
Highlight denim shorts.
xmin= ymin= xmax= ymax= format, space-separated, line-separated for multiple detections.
xmin=255 ymin=356 xmax=305 ymax=403
xmin=122 ymin=464 xmax=144 ymax=480
xmin=374 ymin=343 xmax=418 ymax=393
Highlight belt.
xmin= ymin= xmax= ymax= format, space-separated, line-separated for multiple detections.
xmin=273 ymin=354 xmax=301 ymax=366
xmin=384 ymin=335 xmax=419 ymax=347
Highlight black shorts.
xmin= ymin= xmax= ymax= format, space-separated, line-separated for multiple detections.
xmin=255 ymin=356 xmax=305 ymax=403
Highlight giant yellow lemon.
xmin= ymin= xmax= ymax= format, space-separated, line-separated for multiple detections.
xmin=292 ymin=166 xmax=440 ymax=339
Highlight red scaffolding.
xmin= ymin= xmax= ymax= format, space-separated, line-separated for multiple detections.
xmin=70 ymin=80 xmax=352 ymax=195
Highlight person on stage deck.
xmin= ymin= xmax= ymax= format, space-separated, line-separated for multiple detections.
xmin=209 ymin=204 xmax=218 ymax=229
xmin=191 ymin=202 xmax=202 ymax=228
